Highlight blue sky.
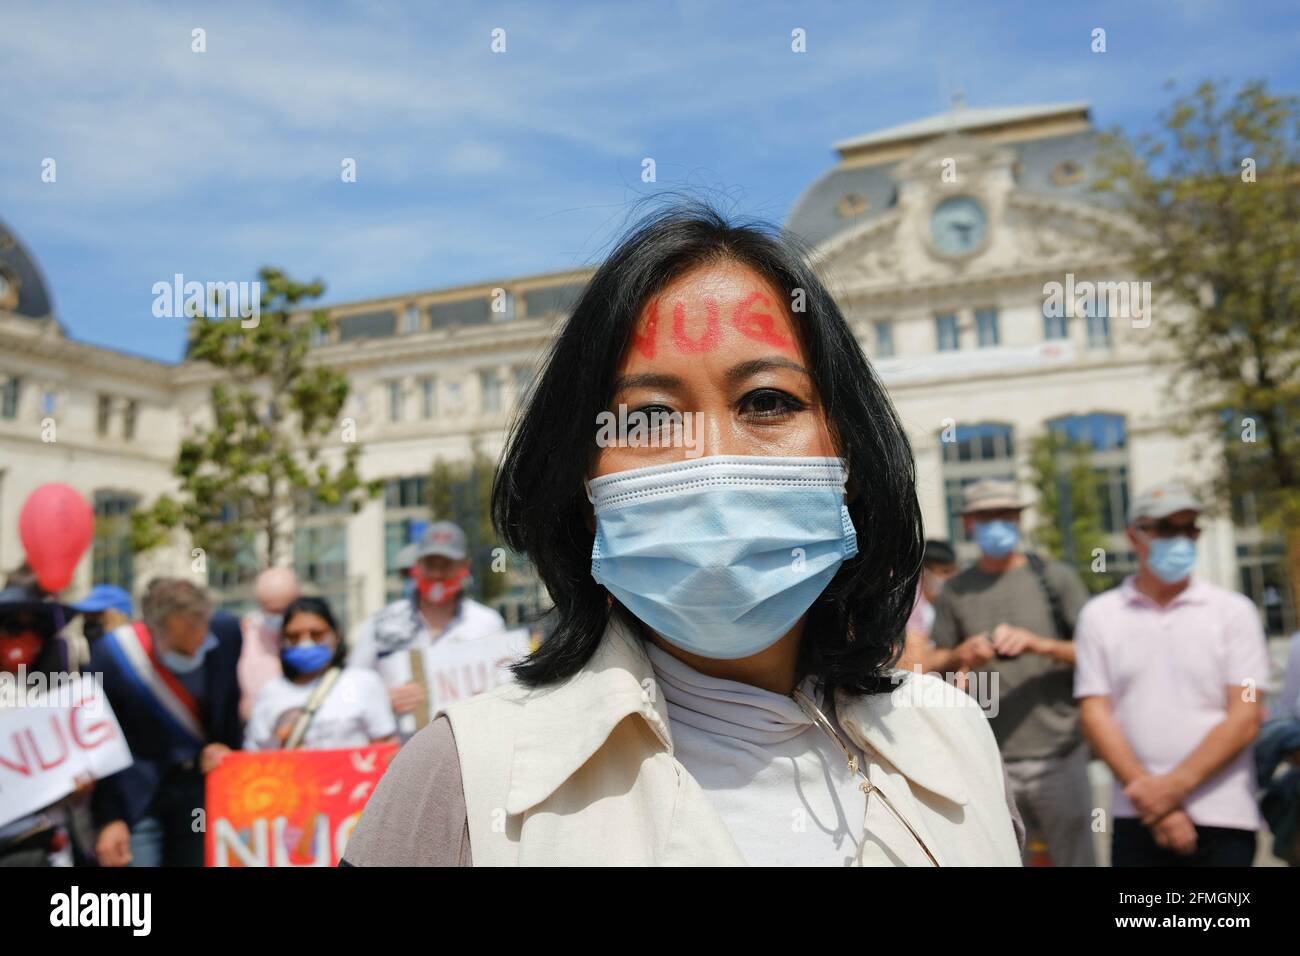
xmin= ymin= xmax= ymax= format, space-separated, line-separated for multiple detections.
xmin=2 ymin=0 xmax=1297 ymax=362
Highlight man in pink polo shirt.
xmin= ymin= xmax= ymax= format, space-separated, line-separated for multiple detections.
xmin=1075 ymin=482 xmax=1271 ymax=866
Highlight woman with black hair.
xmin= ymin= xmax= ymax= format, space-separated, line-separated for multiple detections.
xmin=346 ymin=203 xmax=1023 ymax=866
xmin=245 ymin=596 xmax=397 ymax=751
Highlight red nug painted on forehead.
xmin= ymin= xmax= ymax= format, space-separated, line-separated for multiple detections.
xmin=630 ymin=290 xmax=795 ymax=360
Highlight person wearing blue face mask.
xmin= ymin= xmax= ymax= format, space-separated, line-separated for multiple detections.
xmin=89 ymin=578 xmax=244 ymax=867
xmin=345 ymin=203 xmax=1024 ymax=868
xmin=928 ymin=479 xmax=1096 ymax=867
xmin=245 ymin=596 xmax=396 ymax=752
xmin=1074 ymin=483 xmax=1271 ymax=867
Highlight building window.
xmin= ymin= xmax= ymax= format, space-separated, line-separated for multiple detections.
xmin=1043 ymin=303 xmax=1069 ymax=341
xmin=975 ymin=308 xmax=1000 ymax=348
xmin=309 ymin=322 xmax=330 ymax=347
xmin=402 ymin=304 xmax=421 ymax=334
xmin=293 ymin=524 xmax=349 ymax=621
xmin=420 ymin=377 xmax=437 ymax=418
xmin=1237 ymin=541 xmax=1294 ymax=636
xmin=935 ymin=313 xmax=960 ymax=352
xmin=480 ymin=370 xmax=502 ymax=414
xmin=387 ymin=380 xmax=404 ymax=423
xmin=1047 ymin=413 xmax=1129 ymax=535
xmin=92 ymin=490 xmax=137 ymax=592
xmin=1 ymin=375 xmax=22 ymax=419
xmin=123 ymin=400 xmax=138 ymax=440
xmin=940 ymin=422 xmax=1017 ymax=545
xmin=1085 ymin=292 xmax=1111 ymax=348
xmin=96 ymin=395 xmax=113 ymax=436
xmin=873 ymin=320 xmax=895 ymax=359
xmin=383 ymin=475 xmax=430 ymax=603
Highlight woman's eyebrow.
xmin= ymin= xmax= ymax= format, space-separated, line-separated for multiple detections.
xmin=611 ymin=371 xmax=684 ymax=393
xmin=725 ymin=357 xmax=810 ymax=383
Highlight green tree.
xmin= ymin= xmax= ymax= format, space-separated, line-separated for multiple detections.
xmin=427 ymin=449 xmax=506 ymax=604
xmin=131 ymin=268 xmax=379 ymax=569
xmin=1028 ymin=431 xmax=1110 ymax=594
xmin=1093 ymin=79 xmax=1300 ymax=612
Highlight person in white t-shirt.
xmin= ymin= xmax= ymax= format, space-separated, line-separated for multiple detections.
xmin=246 ymin=596 xmax=397 ymax=752
xmin=349 ymin=522 xmax=523 ymax=735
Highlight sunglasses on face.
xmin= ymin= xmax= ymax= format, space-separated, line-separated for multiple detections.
xmin=1135 ymin=519 xmax=1201 ymax=539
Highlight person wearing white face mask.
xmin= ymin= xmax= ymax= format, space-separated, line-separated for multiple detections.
xmin=91 ymin=578 xmax=243 ymax=867
xmin=929 ymin=479 xmax=1095 ymax=866
xmin=344 ymin=203 xmax=1023 ymax=867
xmin=1074 ymin=482 xmax=1272 ymax=866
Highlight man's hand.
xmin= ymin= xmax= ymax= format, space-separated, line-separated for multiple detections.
xmin=95 ymin=820 xmax=132 ymax=867
xmin=1125 ymin=773 xmax=1187 ymax=825
xmin=1150 ymin=809 xmax=1198 ymax=856
xmin=953 ymin=634 xmax=996 ymax=672
xmin=199 ymin=742 xmax=233 ymax=774
xmin=389 ymin=682 xmax=426 ymax=715
xmin=990 ymin=624 xmax=1043 ymax=658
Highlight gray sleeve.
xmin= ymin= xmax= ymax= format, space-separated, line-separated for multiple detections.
xmin=929 ymin=589 xmax=961 ymax=650
xmin=343 ymin=716 xmax=472 ymax=866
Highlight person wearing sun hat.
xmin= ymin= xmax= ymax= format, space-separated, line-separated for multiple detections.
xmin=1074 ymin=481 xmax=1271 ymax=866
xmin=929 ymin=478 xmax=1096 ymax=867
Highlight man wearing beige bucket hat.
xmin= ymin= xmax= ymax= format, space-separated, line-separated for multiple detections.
xmin=929 ymin=478 xmax=1096 ymax=866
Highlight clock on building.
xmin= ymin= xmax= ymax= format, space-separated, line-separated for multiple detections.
xmin=929 ymin=196 xmax=988 ymax=257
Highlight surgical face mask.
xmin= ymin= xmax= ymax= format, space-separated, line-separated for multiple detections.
xmin=263 ymin=613 xmax=284 ymax=636
xmin=1148 ymin=536 xmax=1197 ymax=584
xmin=0 ymin=632 xmax=42 ymax=672
xmin=414 ymin=567 xmax=469 ymax=605
xmin=281 ymin=642 xmax=334 ymax=676
xmin=973 ymin=519 xmax=1019 ymax=558
xmin=588 ymin=455 xmax=858 ymax=660
xmin=161 ymin=634 xmax=218 ymax=674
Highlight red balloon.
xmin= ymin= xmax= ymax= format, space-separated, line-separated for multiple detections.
xmin=19 ymin=484 xmax=95 ymax=593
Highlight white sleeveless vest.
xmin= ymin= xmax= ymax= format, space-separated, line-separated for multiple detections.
xmin=440 ymin=619 xmax=1021 ymax=866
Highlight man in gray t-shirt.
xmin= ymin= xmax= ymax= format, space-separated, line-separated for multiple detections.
xmin=928 ymin=479 xmax=1096 ymax=867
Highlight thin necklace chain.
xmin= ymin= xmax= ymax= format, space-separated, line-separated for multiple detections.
xmin=790 ymin=686 xmax=940 ymax=867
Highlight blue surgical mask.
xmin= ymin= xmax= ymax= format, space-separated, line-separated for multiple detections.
xmin=263 ymin=613 xmax=284 ymax=635
xmin=161 ymin=634 xmax=218 ymax=674
xmin=973 ymin=519 xmax=1019 ymax=558
xmin=588 ymin=455 xmax=858 ymax=660
xmin=281 ymin=643 xmax=334 ymax=676
xmin=1148 ymin=536 xmax=1196 ymax=584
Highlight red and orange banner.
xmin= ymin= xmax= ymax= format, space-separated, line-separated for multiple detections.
xmin=204 ymin=745 xmax=398 ymax=867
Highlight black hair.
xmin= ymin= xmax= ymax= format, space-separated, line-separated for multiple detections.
xmin=280 ymin=595 xmax=347 ymax=674
xmin=923 ymin=539 xmax=957 ymax=566
xmin=494 ymin=201 xmax=923 ymax=696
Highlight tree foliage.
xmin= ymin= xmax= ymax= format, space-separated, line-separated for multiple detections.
xmin=1092 ymin=79 xmax=1300 ymax=610
xmin=131 ymin=267 xmax=379 ymax=570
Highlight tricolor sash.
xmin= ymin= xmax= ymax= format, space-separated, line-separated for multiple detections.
xmin=105 ymin=622 xmax=207 ymax=750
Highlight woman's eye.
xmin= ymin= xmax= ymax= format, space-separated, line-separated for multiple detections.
xmin=739 ymin=388 xmax=805 ymax=420
xmin=634 ymin=404 xmax=682 ymax=432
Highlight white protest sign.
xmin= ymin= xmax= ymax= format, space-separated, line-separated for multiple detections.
xmin=0 ymin=674 xmax=132 ymax=827
xmin=377 ymin=628 xmax=531 ymax=738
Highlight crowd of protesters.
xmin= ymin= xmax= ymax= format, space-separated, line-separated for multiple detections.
xmin=905 ymin=478 xmax=1300 ymax=867
xmin=0 ymin=519 xmax=512 ymax=867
